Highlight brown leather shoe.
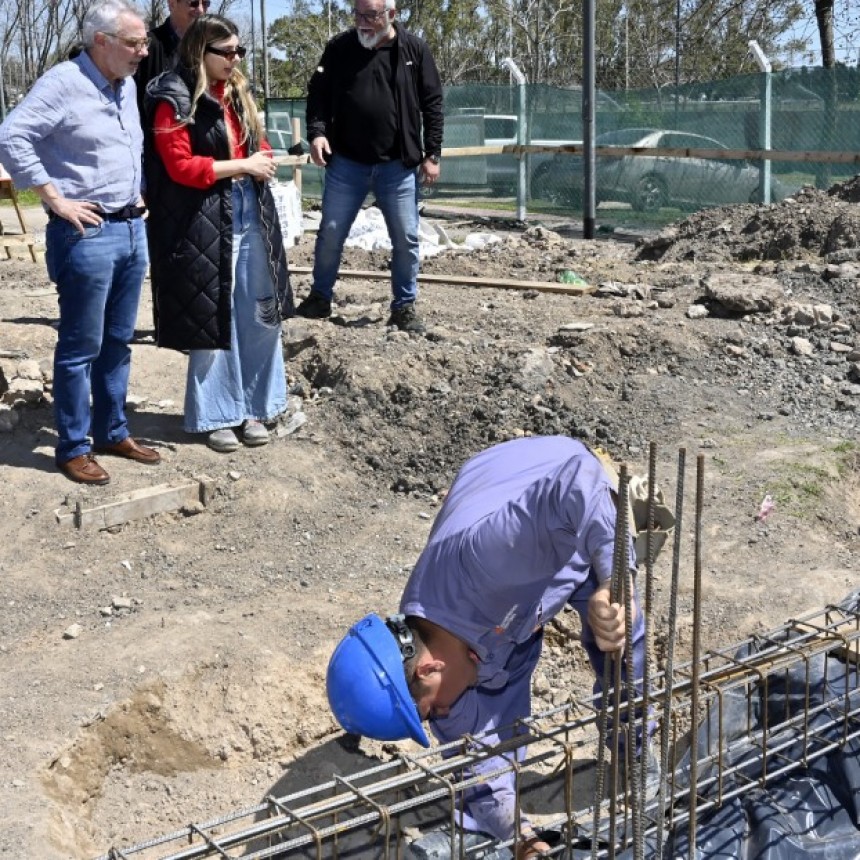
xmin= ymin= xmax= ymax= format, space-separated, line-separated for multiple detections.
xmin=94 ymin=436 xmax=161 ymax=464
xmin=58 ymin=454 xmax=110 ymax=485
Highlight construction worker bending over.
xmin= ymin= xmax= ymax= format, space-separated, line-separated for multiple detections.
xmin=327 ymin=435 xmax=651 ymax=859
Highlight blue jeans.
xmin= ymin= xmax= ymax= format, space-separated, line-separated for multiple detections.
xmin=45 ymin=216 xmax=148 ymax=464
xmin=184 ymin=179 xmax=287 ymax=433
xmin=312 ymin=155 xmax=420 ymax=309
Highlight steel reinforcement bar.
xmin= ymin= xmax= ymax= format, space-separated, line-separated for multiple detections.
xmin=96 ymin=597 xmax=860 ymax=860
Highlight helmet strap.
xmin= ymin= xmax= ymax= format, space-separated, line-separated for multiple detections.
xmin=385 ymin=614 xmax=416 ymax=661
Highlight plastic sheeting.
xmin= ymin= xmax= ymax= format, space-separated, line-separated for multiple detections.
xmin=645 ymin=616 xmax=860 ymax=859
xmin=409 ymin=592 xmax=860 ymax=859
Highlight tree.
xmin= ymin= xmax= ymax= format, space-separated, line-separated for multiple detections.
xmin=267 ymin=0 xmax=350 ymax=97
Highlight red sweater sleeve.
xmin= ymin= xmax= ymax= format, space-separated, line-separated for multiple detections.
xmin=152 ymin=101 xmax=271 ymax=188
xmin=153 ymin=101 xmax=217 ymax=189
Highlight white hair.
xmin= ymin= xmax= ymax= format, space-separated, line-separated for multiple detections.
xmin=82 ymin=0 xmax=141 ymax=47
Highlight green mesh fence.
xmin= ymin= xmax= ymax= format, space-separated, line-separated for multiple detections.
xmin=266 ymin=66 xmax=860 ymax=231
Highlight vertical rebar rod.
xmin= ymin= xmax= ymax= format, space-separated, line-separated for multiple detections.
xmin=689 ymin=453 xmax=705 ymax=853
xmin=612 ymin=464 xmax=632 ymax=857
xmin=591 ymin=463 xmax=630 ymax=860
xmin=620 ymin=469 xmax=644 ymax=859
xmin=655 ymin=447 xmax=686 ymax=857
xmin=636 ymin=440 xmax=657 ymax=860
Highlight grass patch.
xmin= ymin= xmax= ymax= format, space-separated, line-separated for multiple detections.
xmin=763 ymin=445 xmax=856 ymax=518
xmin=0 ymin=188 xmax=41 ymax=207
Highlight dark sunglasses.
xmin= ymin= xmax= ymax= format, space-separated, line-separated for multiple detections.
xmin=205 ymin=44 xmax=247 ymax=60
xmin=186 ymin=0 xmax=212 ymax=8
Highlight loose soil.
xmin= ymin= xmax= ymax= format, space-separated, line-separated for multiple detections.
xmin=0 ymin=184 xmax=858 ymax=859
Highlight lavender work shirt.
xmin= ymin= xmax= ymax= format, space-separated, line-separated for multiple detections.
xmin=400 ymin=435 xmax=636 ymax=840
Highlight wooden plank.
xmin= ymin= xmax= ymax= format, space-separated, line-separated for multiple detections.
xmin=289 ymin=265 xmax=593 ymax=295
xmin=832 ymin=643 xmax=860 ymax=666
xmin=55 ymin=477 xmax=214 ymax=530
xmin=1 ymin=237 xmax=42 ymax=263
xmin=440 ymin=143 xmax=860 ymax=166
xmin=272 ymin=153 xmax=311 ymax=167
xmin=0 ymin=233 xmax=36 ymax=244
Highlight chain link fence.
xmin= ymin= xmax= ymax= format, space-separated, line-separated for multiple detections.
xmin=267 ymin=66 xmax=860 ymax=230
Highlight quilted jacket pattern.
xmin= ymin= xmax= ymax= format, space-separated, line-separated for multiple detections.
xmin=144 ymin=68 xmax=293 ymax=352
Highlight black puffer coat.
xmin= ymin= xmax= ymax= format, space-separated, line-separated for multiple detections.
xmin=144 ymin=68 xmax=293 ymax=352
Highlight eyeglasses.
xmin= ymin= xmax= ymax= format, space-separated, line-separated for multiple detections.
xmin=352 ymin=8 xmax=389 ymax=24
xmin=205 ymin=44 xmax=247 ymax=60
xmin=186 ymin=0 xmax=212 ymax=8
xmin=103 ymin=32 xmax=151 ymax=51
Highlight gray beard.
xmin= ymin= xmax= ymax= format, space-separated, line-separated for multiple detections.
xmin=356 ymin=27 xmax=391 ymax=49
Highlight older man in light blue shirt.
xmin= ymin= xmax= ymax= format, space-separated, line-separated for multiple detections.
xmin=0 ymin=0 xmax=160 ymax=485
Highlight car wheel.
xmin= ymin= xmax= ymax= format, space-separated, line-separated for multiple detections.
xmin=633 ymin=175 xmax=667 ymax=212
xmin=531 ymin=162 xmax=575 ymax=205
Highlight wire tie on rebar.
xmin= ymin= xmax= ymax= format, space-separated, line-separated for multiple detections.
xmin=263 ymin=795 xmax=324 ymax=857
xmin=333 ymin=773 xmax=394 ymax=851
xmin=187 ymin=823 xmax=230 ymax=858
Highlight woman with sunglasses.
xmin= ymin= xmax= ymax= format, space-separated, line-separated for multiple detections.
xmin=144 ymin=14 xmax=293 ymax=453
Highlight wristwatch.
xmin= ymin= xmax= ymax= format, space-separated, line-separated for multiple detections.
xmin=425 ymin=153 xmax=441 ymax=165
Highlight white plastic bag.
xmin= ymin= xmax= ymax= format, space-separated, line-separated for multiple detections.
xmin=270 ymin=180 xmax=303 ymax=248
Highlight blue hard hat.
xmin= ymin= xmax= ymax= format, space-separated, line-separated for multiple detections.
xmin=326 ymin=614 xmax=430 ymax=747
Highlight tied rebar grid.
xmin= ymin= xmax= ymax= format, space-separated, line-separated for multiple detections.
xmin=96 ymin=448 xmax=860 ymax=860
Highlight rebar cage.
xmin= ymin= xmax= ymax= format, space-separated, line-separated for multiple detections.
xmin=97 ymin=595 xmax=860 ymax=860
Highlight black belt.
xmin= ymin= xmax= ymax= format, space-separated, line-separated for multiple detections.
xmin=100 ymin=204 xmax=147 ymax=221
xmin=48 ymin=205 xmax=146 ymax=222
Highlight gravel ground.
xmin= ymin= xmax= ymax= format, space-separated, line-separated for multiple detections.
xmin=0 ymin=183 xmax=857 ymax=858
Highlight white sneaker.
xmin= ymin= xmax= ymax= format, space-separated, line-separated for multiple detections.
xmin=207 ymin=428 xmax=239 ymax=453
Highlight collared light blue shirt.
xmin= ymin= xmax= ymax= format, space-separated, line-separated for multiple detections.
xmin=400 ymin=435 xmax=636 ymax=840
xmin=0 ymin=51 xmax=142 ymax=211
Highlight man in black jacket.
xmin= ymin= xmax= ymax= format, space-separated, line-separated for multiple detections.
xmin=296 ymin=0 xmax=444 ymax=333
xmin=133 ymin=0 xmax=209 ymax=112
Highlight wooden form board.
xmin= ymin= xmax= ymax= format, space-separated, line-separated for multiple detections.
xmin=440 ymin=143 xmax=860 ymax=166
xmin=289 ymin=265 xmax=594 ymax=296
xmin=55 ymin=477 xmax=215 ymax=530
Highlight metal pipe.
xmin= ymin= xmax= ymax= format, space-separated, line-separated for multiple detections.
xmin=499 ymin=57 xmax=527 ymax=222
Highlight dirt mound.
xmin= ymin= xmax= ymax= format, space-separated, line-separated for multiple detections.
xmin=636 ymin=177 xmax=860 ymax=263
